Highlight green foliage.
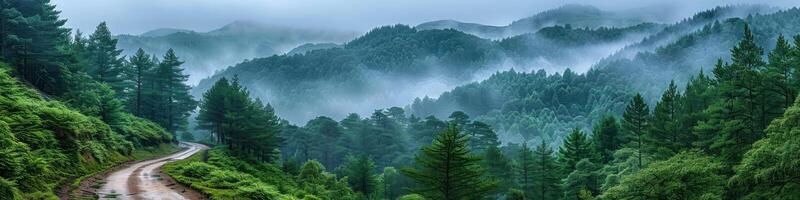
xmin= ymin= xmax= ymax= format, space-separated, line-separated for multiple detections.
xmin=621 ymin=94 xmax=649 ymax=168
xmin=592 ymin=115 xmax=622 ymax=163
xmin=165 ymin=147 xmax=358 ymax=200
xmin=197 ymin=77 xmax=282 ymax=162
xmin=402 ymin=125 xmax=497 ymax=200
xmin=0 ymin=63 xmax=173 ymax=198
xmin=558 ymin=128 xmax=598 ymax=174
xmin=562 ymin=159 xmax=601 ymax=200
xmin=339 ymin=155 xmax=377 ymax=196
xmin=600 ymin=151 xmax=725 ymax=200
xmin=482 ymin=145 xmax=514 ymax=196
xmin=0 ymin=0 xmax=69 ymax=94
xmin=86 ymin=22 xmax=127 ymax=95
xmin=531 ymin=141 xmax=562 ymax=200
xmin=730 ymin=97 xmax=800 ymax=199
xmin=0 ymin=177 xmax=22 ymax=200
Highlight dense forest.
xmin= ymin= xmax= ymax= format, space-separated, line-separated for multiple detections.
xmin=0 ymin=0 xmax=193 ymax=198
xmin=2 ymin=1 xmax=800 ymax=200
xmin=185 ymin=22 xmax=800 ymax=200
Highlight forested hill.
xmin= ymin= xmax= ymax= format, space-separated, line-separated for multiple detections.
xmin=115 ymin=21 xmax=358 ymax=84
xmin=194 ymin=22 xmax=660 ymax=123
xmin=411 ymin=7 xmax=800 ymax=145
xmin=0 ymin=1 xmax=201 ymax=198
xmin=416 ymin=4 xmax=661 ymax=38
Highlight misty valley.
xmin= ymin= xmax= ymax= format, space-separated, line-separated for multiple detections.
xmin=2 ymin=1 xmax=800 ymax=200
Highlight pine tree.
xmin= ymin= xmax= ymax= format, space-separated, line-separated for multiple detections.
xmin=341 ymin=155 xmax=377 ymax=196
xmin=0 ymin=0 xmax=69 ymax=94
xmin=306 ymin=116 xmax=343 ymax=168
xmin=558 ymin=128 xmax=597 ymax=174
xmin=592 ymin=115 xmax=622 ymax=163
xmin=646 ymin=81 xmax=685 ymax=159
xmin=126 ymin=48 xmax=154 ymax=116
xmin=197 ymin=77 xmax=231 ymax=143
xmin=532 ymin=141 xmax=561 ymax=200
xmin=448 ymin=111 xmax=470 ymax=129
xmin=765 ymin=34 xmax=796 ymax=109
xmin=402 ymin=125 xmax=497 ymax=200
xmin=483 ymin=145 xmax=513 ymax=196
xmin=87 ymin=22 xmax=126 ymax=95
xmin=466 ymin=121 xmax=500 ymax=153
xmin=699 ymin=25 xmax=769 ymax=164
xmin=517 ymin=143 xmax=536 ymax=198
xmin=370 ymin=109 xmax=405 ymax=166
xmin=562 ymin=159 xmax=600 ymax=200
xmin=153 ymin=49 xmax=197 ymax=134
xmin=622 ymin=93 xmax=649 ymax=168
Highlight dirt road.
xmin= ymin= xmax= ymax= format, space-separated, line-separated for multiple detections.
xmin=97 ymin=142 xmax=207 ymax=200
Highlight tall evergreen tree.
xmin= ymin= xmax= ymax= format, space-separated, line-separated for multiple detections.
xmin=765 ymin=34 xmax=796 ymax=109
xmin=0 ymin=0 xmax=69 ymax=94
xmin=646 ymin=81 xmax=685 ymax=159
xmin=516 ymin=143 xmax=536 ymax=199
xmin=592 ymin=115 xmax=622 ymax=163
xmin=402 ymin=125 xmax=497 ymax=200
xmin=698 ymin=25 xmax=769 ymax=164
xmin=87 ymin=22 xmax=126 ymax=95
xmin=306 ymin=116 xmax=343 ymax=168
xmin=153 ymin=49 xmax=197 ymax=134
xmin=622 ymin=93 xmax=649 ymax=168
xmin=126 ymin=48 xmax=154 ymax=116
xmin=532 ymin=141 xmax=562 ymax=200
xmin=558 ymin=128 xmax=597 ymax=174
xmin=483 ymin=145 xmax=513 ymax=196
xmin=341 ymin=155 xmax=377 ymax=196
xmin=466 ymin=121 xmax=500 ymax=153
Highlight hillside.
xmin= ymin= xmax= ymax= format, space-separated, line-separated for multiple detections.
xmin=0 ymin=63 xmax=174 ymax=199
xmin=194 ymin=22 xmax=660 ymax=123
xmin=416 ymin=4 xmax=664 ymax=38
xmin=115 ymin=21 xmax=358 ymax=84
xmin=410 ymin=7 xmax=800 ymax=144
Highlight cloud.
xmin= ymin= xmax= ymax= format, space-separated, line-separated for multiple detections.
xmin=54 ymin=0 xmax=799 ymax=35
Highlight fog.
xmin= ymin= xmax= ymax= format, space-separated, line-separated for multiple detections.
xmin=54 ymin=0 xmax=798 ymax=35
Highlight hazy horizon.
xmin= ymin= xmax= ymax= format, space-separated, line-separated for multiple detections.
xmin=55 ymin=0 xmax=800 ymax=35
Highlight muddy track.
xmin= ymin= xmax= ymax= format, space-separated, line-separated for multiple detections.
xmin=96 ymin=142 xmax=208 ymax=200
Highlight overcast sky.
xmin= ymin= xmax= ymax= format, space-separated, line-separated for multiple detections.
xmin=53 ymin=0 xmax=800 ymax=35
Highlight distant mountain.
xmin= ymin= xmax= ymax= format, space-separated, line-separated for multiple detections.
xmin=287 ymin=43 xmax=342 ymax=55
xmin=410 ymin=5 xmax=794 ymax=144
xmin=416 ymin=4 xmax=666 ymax=38
xmin=115 ymin=20 xmax=358 ymax=84
xmin=193 ymin=21 xmax=667 ymax=123
xmin=139 ymin=28 xmax=194 ymax=37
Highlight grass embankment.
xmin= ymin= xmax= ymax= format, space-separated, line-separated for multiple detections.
xmin=0 ymin=63 xmax=175 ymax=199
xmin=164 ymin=146 xmax=358 ymax=200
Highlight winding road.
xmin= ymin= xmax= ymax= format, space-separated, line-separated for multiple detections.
xmin=97 ymin=142 xmax=207 ymax=200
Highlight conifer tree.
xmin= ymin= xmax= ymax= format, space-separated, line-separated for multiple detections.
xmin=126 ymin=48 xmax=154 ymax=116
xmin=622 ymin=93 xmax=649 ymax=168
xmin=153 ymin=49 xmax=197 ymax=134
xmin=558 ymin=128 xmax=597 ymax=174
xmin=483 ymin=145 xmax=513 ymax=196
xmin=0 ymin=0 xmax=69 ymax=94
xmin=402 ymin=125 xmax=497 ymax=200
xmin=532 ymin=141 xmax=561 ymax=200
xmin=516 ymin=143 xmax=536 ymax=198
xmin=466 ymin=121 xmax=500 ymax=153
xmin=562 ymin=159 xmax=600 ymax=200
xmin=646 ymin=81 xmax=685 ymax=159
xmin=592 ymin=115 xmax=622 ymax=163
xmin=765 ymin=34 xmax=796 ymax=109
xmin=341 ymin=155 xmax=377 ymax=196
xmin=87 ymin=22 xmax=126 ymax=95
